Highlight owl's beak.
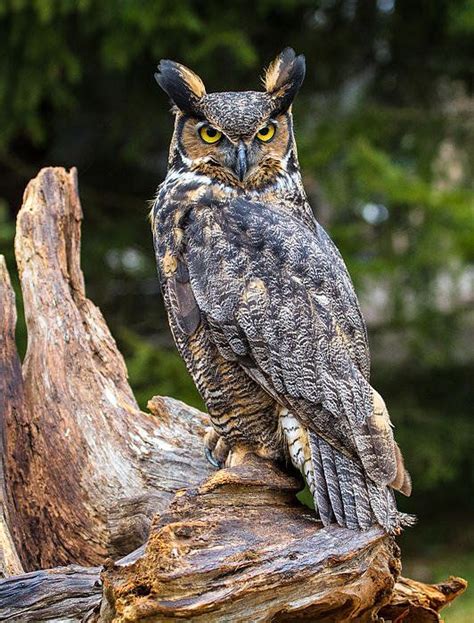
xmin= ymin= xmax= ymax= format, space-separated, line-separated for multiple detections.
xmin=234 ymin=141 xmax=248 ymax=182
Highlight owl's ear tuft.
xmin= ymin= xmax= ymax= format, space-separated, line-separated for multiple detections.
xmin=263 ymin=47 xmax=305 ymax=115
xmin=155 ymin=60 xmax=206 ymax=116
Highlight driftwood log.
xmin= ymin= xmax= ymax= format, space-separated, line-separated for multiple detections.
xmin=0 ymin=167 xmax=467 ymax=621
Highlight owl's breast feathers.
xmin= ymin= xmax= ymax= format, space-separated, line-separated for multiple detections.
xmin=152 ymin=181 xmax=410 ymax=512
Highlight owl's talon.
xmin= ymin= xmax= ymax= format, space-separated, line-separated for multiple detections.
xmin=205 ymin=446 xmax=222 ymax=468
xmin=204 ymin=428 xmax=230 ymax=468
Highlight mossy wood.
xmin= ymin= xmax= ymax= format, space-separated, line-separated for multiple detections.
xmin=0 ymin=168 xmax=466 ymax=621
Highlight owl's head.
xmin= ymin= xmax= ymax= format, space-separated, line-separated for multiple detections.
xmin=155 ymin=48 xmax=305 ymax=188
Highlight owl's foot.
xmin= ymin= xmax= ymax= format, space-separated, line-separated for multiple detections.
xmin=204 ymin=428 xmax=230 ymax=469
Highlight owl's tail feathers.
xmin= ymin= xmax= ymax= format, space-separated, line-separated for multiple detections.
xmin=309 ymin=432 xmax=372 ymax=530
xmin=308 ymin=432 xmax=415 ymax=533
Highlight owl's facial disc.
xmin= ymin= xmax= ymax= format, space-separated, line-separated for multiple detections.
xmin=177 ymin=113 xmax=292 ymax=186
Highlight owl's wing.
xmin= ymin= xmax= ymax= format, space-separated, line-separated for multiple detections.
xmin=167 ymin=195 xmax=410 ymax=529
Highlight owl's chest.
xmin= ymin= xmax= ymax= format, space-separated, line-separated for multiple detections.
xmin=152 ymin=176 xmax=312 ymax=295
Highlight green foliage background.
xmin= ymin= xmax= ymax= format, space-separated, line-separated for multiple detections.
xmin=0 ymin=1 xmax=473 ymax=617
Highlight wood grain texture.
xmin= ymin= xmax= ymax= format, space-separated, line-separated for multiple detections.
xmin=0 ymin=556 xmax=464 ymax=622
xmin=8 ymin=167 xmax=211 ymax=571
xmin=380 ymin=575 xmax=468 ymax=622
xmin=0 ymin=257 xmax=24 ymax=577
xmin=0 ymin=548 xmax=145 ymax=623
xmin=100 ymin=456 xmax=400 ymax=622
xmin=99 ymin=456 xmax=467 ymax=622
xmin=0 ymin=565 xmax=102 ymax=622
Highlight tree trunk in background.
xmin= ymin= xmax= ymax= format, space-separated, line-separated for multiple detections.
xmin=0 ymin=168 xmax=467 ymax=621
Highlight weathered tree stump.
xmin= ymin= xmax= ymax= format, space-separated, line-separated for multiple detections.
xmin=0 ymin=167 xmax=467 ymax=621
xmin=379 ymin=575 xmax=469 ymax=623
xmin=100 ymin=457 xmax=400 ymax=622
xmin=0 ymin=463 xmax=466 ymax=622
xmin=2 ymin=167 xmax=211 ymax=571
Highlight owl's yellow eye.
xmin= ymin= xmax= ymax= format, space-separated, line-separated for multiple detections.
xmin=199 ymin=125 xmax=222 ymax=144
xmin=256 ymin=124 xmax=275 ymax=142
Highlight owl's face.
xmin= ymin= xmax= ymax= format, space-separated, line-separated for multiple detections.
xmin=156 ymin=49 xmax=305 ymax=188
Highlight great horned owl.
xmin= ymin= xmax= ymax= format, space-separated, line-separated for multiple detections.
xmin=151 ymin=48 xmax=412 ymax=532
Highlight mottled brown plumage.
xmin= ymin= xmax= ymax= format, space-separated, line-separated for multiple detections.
xmin=152 ymin=48 xmax=413 ymax=533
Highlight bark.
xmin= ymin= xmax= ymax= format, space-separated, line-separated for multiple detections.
xmin=0 ymin=167 xmax=468 ymax=621
xmin=5 ymin=167 xmax=211 ymax=571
